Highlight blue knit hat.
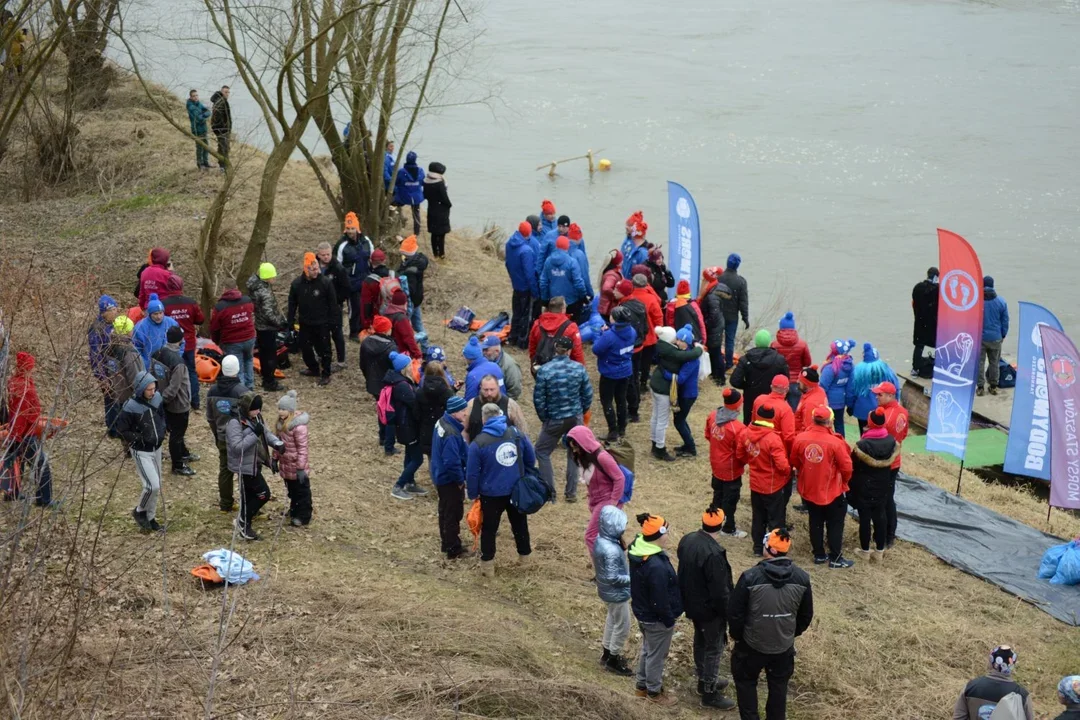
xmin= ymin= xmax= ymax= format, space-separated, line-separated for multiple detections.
xmin=482 ymin=334 xmax=501 ymax=349
xmin=984 ymin=275 xmax=994 ymax=288
xmin=779 ymin=312 xmax=795 ymax=330
xmin=389 ymin=351 xmax=411 ymax=373
xmin=146 ymin=293 xmax=164 ymax=314
xmin=676 ymin=323 xmax=694 ymax=344
xmin=863 ymin=342 xmax=879 ymax=362
xmin=463 ymin=336 xmax=483 ymax=361
xmin=98 ymin=295 xmax=118 ymax=313
xmin=446 ymin=396 xmax=467 ymax=413
xmin=424 ymin=345 xmax=446 ymax=363
xmin=727 ymin=253 xmax=741 ymax=270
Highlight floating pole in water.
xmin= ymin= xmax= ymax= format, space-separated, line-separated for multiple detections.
xmin=535 ymin=149 xmax=606 ymax=177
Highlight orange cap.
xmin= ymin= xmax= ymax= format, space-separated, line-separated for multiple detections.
xmin=400 ymin=235 xmax=418 ymax=255
xmin=344 ymin=212 xmax=360 ymax=231
xmin=765 ymin=528 xmax=792 ymax=555
xmin=303 ymin=252 xmax=317 ymax=269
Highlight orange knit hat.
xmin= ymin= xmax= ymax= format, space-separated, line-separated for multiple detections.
xmin=400 ymin=235 xmax=418 ymax=255
xmin=764 ymin=528 xmax=792 ymax=555
xmin=637 ymin=512 xmax=668 ymax=541
xmin=702 ymin=506 xmax=725 ymax=531
xmin=303 ymin=252 xmax=317 ymax=269
xmin=344 ymin=212 xmax=360 ymax=231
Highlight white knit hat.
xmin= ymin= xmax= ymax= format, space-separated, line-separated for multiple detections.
xmin=655 ymin=326 xmax=676 ymax=344
xmin=221 ymin=354 xmax=240 ymax=378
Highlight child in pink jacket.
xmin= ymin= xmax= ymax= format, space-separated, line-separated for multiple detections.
xmin=274 ymin=390 xmax=312 ymax=526
xmin=566 ymin=425 xmax=626 ymax=555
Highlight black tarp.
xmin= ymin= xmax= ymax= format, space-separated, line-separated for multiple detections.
xmin=894 ymin=472 xmax=1080 ymax=626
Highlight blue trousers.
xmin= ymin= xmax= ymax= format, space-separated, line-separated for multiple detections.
xmin=722 ymin=319 xmax=739 ymax=371
xmin=395 ymin=441 xmax=424 ymax=488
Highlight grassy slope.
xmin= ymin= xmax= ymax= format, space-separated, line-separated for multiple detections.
xmin=0 ymin=74 xmax=1078 ymax=719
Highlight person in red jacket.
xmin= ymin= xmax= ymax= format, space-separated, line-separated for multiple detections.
xmin=794 ymin=366 xmax=829 ymax=433
xmin=704 ymin=388 xmax=747 ymax=538
xmin=596 ymin=250 xmax=623 ymax=321
xmin=528 ymin=296 xmax=584 ymax=366
xmin=359 ymin=249 xmax=391 ymax=332
xmin=161 ymin=274 xmax=206 ymax=411
xmin=663 ymin=279 xmax=707 ymax=345
xmin=771 ymin=312 xmax=811 ymax=412
xmin=737 ymin=402 xmax=790 ymax=556
xmin=382 ymin=288 xmax=422 ymax=359
xmin=752 ymin=375 xmax=795 ymax=454
xmin=210 ymin=278 xmax=257 ymax=390
xmin=137 ymin=247 xmax=176 ymax=310
xmin=873 ymin=381 xmax=909 ymax=547
xmin=5 ymin=352 xmax=52 ymax=506
xmin=628 ymin=273 xmax=663 ymax=391
xmin=791 ymin=407 xmax=855 ymax=568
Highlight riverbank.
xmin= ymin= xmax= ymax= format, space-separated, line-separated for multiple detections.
xmin=0 ymin=72 xmax=1078 ymax=719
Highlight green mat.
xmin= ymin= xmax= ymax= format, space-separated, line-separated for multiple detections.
xmin=904 ymin=428 xmax=1007 ymax=468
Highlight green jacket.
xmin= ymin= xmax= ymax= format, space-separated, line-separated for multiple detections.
xmin=648 ymin=341 xmax=702 ymax=395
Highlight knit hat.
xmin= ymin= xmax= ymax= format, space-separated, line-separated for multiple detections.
xmin=554 ymin=336 xmax=573 ymax=352
xmin=406 ymin=151 xmax=417 ymax=164
xmin=867 ymin=408 xmax=887 ymax=428
xmin=446 ymin=396 xmax=468 ymax=414
xmin=556 ymin=236 xmax=570 ymax=251
xmin=389 ymin=351 xmax=411 ymax=373
xmin=632 ymin=273 xmax=648 ymax=288
xmin=424 ymin=345 xmax=446 ymax=363
xmin=166 ymin=326 xmax=184 ymax=344
xmin=112 ymin=316 xmax=134 ymax=335
xmin=557 ymin=214 xmax=570 ymax=227
xmin=702 ymin=506 xmax=725 ymax=532
xmin=221 ymin=355 xmax=240 ymax=378
xmin=632 ymin=220 xmax=648 ymax=239
xmin=400 ymin=235 xmax=418 ymax=255
xmin=812 ymin=406 xmax=832 ymax=423
xmin=343 ymin=212 xmax=360 ymax=231
xmin=167 ymin=274 xmax=184 ymax=293
xmin=373 ymin=316 xmax=393 ymax=334
xmin=676 ymin=279 xmax=691 ymax=299
xmin=636 ymin=512 xmax=668 ymax=542
xmin=779 ymin=312 xmax=795 ymax=330
xmin=863 ymin=342 xmax=879 ymax=362
xmin=482 ymin=334 xmax=501 ymax=349
xmin=463 ymin=336 xmax=483 ymax=361
xmin=526 ymin=214 xmax=541 ymax=234
xmin=609 ymin=249 xmax=624 ymax=269
xmin=391 ymin=289 xmax=408 ymax=305
xmin=647 ymin=246 xmax=664 ymax=265
xmin=371 ymin=249 xmax=387 ymax=265
xmin=541 ymin=199 xmax=556 ymax=215
xmin=625 ymin=210 xmax=643 ymax=231
xmin=258 ymin=262 xmax=277 ymax=280
xmin=727 ymin=253 xmax=741 ymax=270
xmin=984 ymin=275 xmax=995 ymax=288
xmin=98 ymin=295 xmax=118 ymax=313
xmin=764 ymin=528 xmax=791 ymax=555
xmin=754 ymin=329 xmax=772 ymax=348
xmin=801 ymin=365 xmax=820 ymax=386
xmin=568 ymin=223 xmax=583 ymax=241
xmin=676 ymin=323 xmax=694 ymax=344
xmin=771 ymin=374 xmax=790 ymax=388
xmin=277 ymin=389 xmax=298 ymax=412
xmin=1057 ymin=675 xmax=1080 ymax=705
xmin=631 ymin=264 xmax=651 ymax=282
xmin=723 ymin=388 xmax=742 ymax=408
xmin=989 ymin=646 xmax=1017 ymax=675
xmin=518 ymin=221 xmax=532 ymax=238
xmin=655 ymin=326 xmax=676 ymax=344
xmin=144 ymin=293 xmax=163 ymax=315
xmin=614 ymin=279 xmax=633 ymax=297
xmin=756 ymin=403 xmax=776 ymax=420
xmin=151 ymin=247 xmax=171 ymax=266
xmin=303 ymin=251 xmax=317 ymax=269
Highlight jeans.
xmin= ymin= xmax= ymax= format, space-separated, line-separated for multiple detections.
xmin=859 ymin=497 xmax=888 ymax=551
xmin=831 ymin=406 xmax=845 ymax=437
xmin=510 ymin=290 xmax=533 ymax=348
xmin=693 ymin=616 xmax=726 ymax=693
xmin=215 ymin=132 xmax=230 ymax=169
xmin=805 ymin=495 xmax=847 ymax=560
xmin=436 ymin=482 xmax=465 ymax=556
xmin=731 ymin=643 xmax=795 ymax=720
xmin=672 ymin=395 xmax=696 ymax=451
xmin=222 ymin=338 xmax=256 ymax=390
xmin=978 ymin=338 xmax=1003 ymax=388
xmin=602 ymin=600 xmax=631 ymax=655
xmin=649 ymin=391 xmax=671 ymax=448
xmin=750 ymin=489 xmax=787 ymax=555
xmin=299 ymin=323 xmax=332 ymax=378
xmin=255 ymin=329 xmax=279 ymax=387
xmin=164 ymin=410 xmax=190 ymax=469
xmin=195 ymin=135 xmax=209 ymax=168
xmin=722 ymin=318 xmax=739 ymax=372
xmin=535 ymin=416 xmax=581 ymax=499
xmin=599 ymin=375 xmax=629 ymax=435
xmin=479 ymin=493 xmax=530 ymax=561
xmin=378 ymin=421 xmax=396 ymax=454
xmin=238 ymin=470 xmax=270 ymax=531
xmin=409 ymin=305 xmax=425 ymax=335
xmin=711 ymin=477 xmax=742 ymax=533
xmin=395 ymin=441 xmax=424 ymax=488
xmin=183 ymin=349 xmax=200 ymax=409
xmin=635 ymin=620 xmax=675 ymax=694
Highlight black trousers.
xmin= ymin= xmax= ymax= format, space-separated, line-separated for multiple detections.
xmin=437 ymin=482 xmax=465 ymax=557
xmin=567 ymin=299 xmax=585 ymax=324
xmin=347 ymin=291 xmax=363 ymax=336
xmin=805 ymin=495 xmax=847 ymax=560
xmin=638 ymin=344 xmax=656 ymax=390
xmin=164 ymin=410 xmax=190 ymax=469
xmin=742 ymin=393 xmax=759 ymax=425
xmin=887 ymin=468 xmax=899 ymax=544
xmin=238 ymin=470 xmax=270 ymax=531
xmin=329 ymin=308 xmax=346 ymax=362
xmin=215 ymin=132 xmax=230 ymax=168
xmin=299 ymin=323 xmax=332 ymax=378
xmin=629 ymin=352 xmax=643 ymax=416
xmin=750 ymin=489 xmax=787 ymax=555
xmin=711 ymin=477 xmax=742 ymax=533
xmin=256 ymin=329 xmax=279 ymax=387
xmin=479 ymin=494 xmax=530 ymax=561
xmin=731 ymin=643 xmax=795 ymax=720
xmin=708 ymin=345 xmax=726 ymax=383
xmin=510 ymin=290 xmax=533 ymax=348
xmin=693 ymin=616 xmax=726 ymax=693
xmin=430 ymin=233 xmax=446 ymax=258
xmin=859 ymin=497 xmax=888 ymax=551
xmin=285 ymin=471 xmax=313 ymax=524
xmin=599 ymin=375 xmax=629 ymax=434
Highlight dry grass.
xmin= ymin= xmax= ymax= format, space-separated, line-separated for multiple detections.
xmin=0 ymin=71 xmax=1078 ymax=719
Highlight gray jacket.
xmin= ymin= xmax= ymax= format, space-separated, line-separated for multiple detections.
xmin=225 ymin=416 xmax=282 ymax=476
xmin=154 ymin=344 xmax=191 ymax=414
xmin=105 ymin=337 xmax=145 ymax=403
xmin=496 ymin=350 xmax=523 ymax=401
xmin=728 ymin=557 xmax=813 ymax=655
xmin=593 ymin=506 xmax=631 ymax=604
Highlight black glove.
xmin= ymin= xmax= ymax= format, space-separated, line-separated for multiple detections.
xmin=743 ymin=319 xmax=750 ymax=330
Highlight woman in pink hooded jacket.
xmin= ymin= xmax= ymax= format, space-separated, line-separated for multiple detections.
xmin=274 ymin=390 xmax=312 ymax=526
xmin=566 ymin=425 xmax=626 ymax=554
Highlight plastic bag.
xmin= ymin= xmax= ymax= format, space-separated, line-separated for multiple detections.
xmin=1050 ymin=541 xmax=1080 ymax=586
xmin=1039 ymin=541 xmax=1070 ymax=579
xmin=698 ymin=344 xmax=712 ymax=382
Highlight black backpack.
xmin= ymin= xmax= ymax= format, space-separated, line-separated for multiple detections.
xmin=531 ymin=318 xmax=572 ymax=376
xmin=621 ymin=299 xmax=647 ymax=349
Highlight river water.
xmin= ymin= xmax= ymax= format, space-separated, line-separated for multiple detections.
xmin=131 ymin=0 xmax=1080 ymax=369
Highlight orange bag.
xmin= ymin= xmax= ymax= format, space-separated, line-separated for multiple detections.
xmin=35 ymin=417 xmax=69 ymax=438
xmin=410 ymin=358 xmax=422 ymax=384
xmin=252 ymin=357 xmax=286 ymax=379
xmin=466 ymin=499 xmax=482 ymax=552
xmin=357 ymin=328 xmax=373 ymax=343
xmin=196 ymin=354 xmax=221 ymax=383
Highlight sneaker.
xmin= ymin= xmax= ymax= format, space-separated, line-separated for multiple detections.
xmin=701 ymin=692 xmax=736 ymax=710
xmin=233 ymin=518 xmax=259 ymax=541
xmin=628 ymin=414 xmax=641 ymax=424
xmin=332 ymin=362 xmax=347 ymax=373
xmin=290 ymin=517 xmax=304 ymax=527
xmin=148 ymin=518 xmax=163 ymax=532
xmin=674 ymin=446 xmax=697 ymax=458
xmin=976 ymin=386 xmax=985 ymax=396
xmin=184 ymin=452 xmax=201 ymax=462
xmin=384 ymin=447 xmax=401 ymax=457
xmin=792 ymin=503 xmax=809 ymax=514
xmin=263 ymin=381 xmax=285 ymax=392
xmin=829 ymin=556 xmax=855 ymax=569
xmin=604 ymin=654 xmax=633 ymax=677
xmin=299 ymin=368 xmax=318 ymax=377
xmin=403 ymin=483 xmax=429 ymax=496
xmin=988 ymin=386 xmax=999 ymax=395
xmin=219 ymin=502 xmax=237 ymax=513
xmin=390 ymin=486 xmax=413 ymax=501
xmin=813 ymin=555 xmax=829 ymax=565
xmin=564 ymin=494 xmax=578 ymax=503
xmin=317 ymin=376 xmax=331 ymax=386
xmin=132 ymin=509 xmax=150 ymax=531
xmin=172 ymin=465 xmax=197 ymax=477
xmin=646 ymin=689 xmax=677 ymax=707
xmin=720 ymin=529 xmax=748 ymax=539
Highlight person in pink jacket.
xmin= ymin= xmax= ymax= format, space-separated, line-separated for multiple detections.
xmin=137 ymin=248 xmax=177 ymax=310
xmin=274 ymin=390 xmax=312 ymax=526
xmin=566 ymin=425 xmax=626 ymax=554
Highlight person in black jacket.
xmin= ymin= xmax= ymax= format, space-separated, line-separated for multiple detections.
xmin=422 ymin=161 xmax=452 ymax=259
xmin=730 ymin=329 xmax=790 ymax=425
xmin=209 ymin=86 xmax=232 ymax=172
xmin=288 ymin=252 xmax=337 ymax=385
xmin=386 ymin=352 xmax=426 ymax=501
xmin=719 ymin=254 xmax=750 ymax=374
xmin=360 ymin=316 xmax=397 ymax=454
xmin=398 ymin=235 xmax=429 ymax=334
xmin=205 ymin=355 xmax=249 ymax=511
xmin=911 ymin=267 xmax=939 ymax=377
xmin=332 ymin=212 xmax=373 ymax=338
xmin=645 ymin=246 xmax=675 ymax=313
xmin=677 ymin=507 xmax=736 ymax=711
xmin=114 ymin=371 xmax=168 ymax=532
xmin=699 ymin=271 xmax=736 ymax=385
xmin=628 ymin=512 xmax=682 ymax=707
xmin=850 ymin=409 xmax=899 ymax=561
xmin=317 ymin=241 xmax=351 ymax=367
xmin=416 ymin=361 xmax=455 ymax=457
xmin=728 ymin=528 xmax=813 ymax=720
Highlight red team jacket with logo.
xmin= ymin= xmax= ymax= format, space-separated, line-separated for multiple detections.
xmin=737 ymin=422 xmax=790 ymax=495
xmin=162 ymin=294 xmax=205 ymax=350
xmin=705 ymin=409 xmax=747 ymax=482
xmin=880 ymin=400 xmax=910 ymax=470
xmin=790 ymin=424 xmax=853 ymax=505
xmin=209 ymin=289 xmax=256 ymax=344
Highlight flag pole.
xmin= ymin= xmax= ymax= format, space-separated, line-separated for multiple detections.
xmin=954 ymin=460 xmax=965 ymax=496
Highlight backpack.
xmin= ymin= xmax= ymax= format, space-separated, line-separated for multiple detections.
xmin=603 ymin=438 xmax=635 ymax=473
xmin=531 ymin=318 xmax=572 ymax=376
xmin=621 ymin=299 xmax=647 ymax=349
xmin=447 ymin=306 xmax=476 ymax=333
xmin=149 ymin=351 xmax=171 ymax=386
xmin=987 ymin=693 xmax=1026 ymax=720
xmin=377 ymin=385 xmax=396 ymax=425
xmin=378 ymin=276 xmax=403 ymax=314
xmin=509 ymin=431 xmax=552 ymax=514
xmin=617 ymin=462 xmax=634 ymax=505
xmin=997 ymin=359 xmax=1017 ymax=389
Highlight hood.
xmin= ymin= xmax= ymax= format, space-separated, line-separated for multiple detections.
xmin=627 ymin=535 xmax=663 ymax=560
xmin=537 ymin=312 xmax=574 ymax=333
xmin=133 ymin=370 xmax=157 ymax=398
xmin=744 ymin=346 xmax=782 ymax=369
xmin=745 ymin=422 xmax=776 ymax=442
xmin=760 ymin=558 xmax=794 ymax=587
xmin=424 ymin=172 xmax=444 ymax=183
xmin=526 ymin=214 xmax=541 ymax=235
xmin=405 ymin=150 xmax=418 ymax=166
xmin=287 ymin=412 xmax=310 ymax=430
xmin=220 ymin=288 xmax=242 ymax=301
xmin=215 ymin=375 xmax=241 ymax=393
xmin=599 ymin=506 xmax=628 ymax=542
xmin=854 ymin=436 xmax=898 ymax=466
xmin=210 ymin=90 xmax=224 ymax=103
xmin=566 ymin=425 xmax=602 ymax=454
xmin=382 ymin=368 xmax=410 ymax=385
xmin=547 ymin=249 xmax=572 ymax=267
xmin=984 ymin=287 xmax=998 ymax=301
xmin=506 ymin=231 xmax=528 ymax=250
xmin=14 ymin=351 xmax=35 ymax=374
xmin=246 ymin=274 xmax=267 ymax=293
xmin=150 ymin=247 xmax=170 ymax=267
xmin=480 ymin=414 xmax=508 ymax=437
xmin=440 ymin=411 xmax=464 ymax=432
xmin=608 ymin=321 xmax=635 ymax=342
xmin=774 ymin=328 xmax=801 ymax=347
xmin=713 ymin=407 xmax=741 ymax=426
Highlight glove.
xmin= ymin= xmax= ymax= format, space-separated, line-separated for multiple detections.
xmin=743 ymin=319 xmax=750 ymax=330
xmin=293 ymin=323 xmax=300 ymax=331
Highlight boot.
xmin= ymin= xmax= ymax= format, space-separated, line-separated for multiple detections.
xmin=651 ymin=444 xmax=676 ymax=462
xmin=872 ymin=549 xmax=885 ymax=563
xmin=989 ymin=385 xmax=999 ymax=395
xmin=701 ymin=692 xmax=736 ymax=710
xmin=856 ymin=549 xmax=872 ymax=562
xmin=480 ymin=560 xmax=494 ymax=578
xmin=517 ymin=553 xmax=532 ymax=567
xmin=604 ymin=654 xmax=633 ymax=677
xmin=131 ymin=508 xmax=151 ymax=531
xmin=646 ymin=689 xmax=677 ymax=707
xmin=599 ymin=648 xmax=611 ymax=666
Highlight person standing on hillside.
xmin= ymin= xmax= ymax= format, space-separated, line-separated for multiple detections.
xmin=273 ymin=390 xmax=313 ymax=527
xmin=730 ymin=330 xmax=789 ymax=425
xmin=619 ymin=211 xmax=648 ymax=279
xmin=104 ymin=317 xmax=145 ymax=436
xmin=137 ymin=248 xmax=175 ymax=310
xmin=89 ymin=296 xmax=120 ymax=431
xmin=566 ymin=425 xmax=625 ymax=554
xmin=911 ymin=267 xmax=939 ymax=377
xmin=482 ymin=336 xmax=521 ymax=401
xmin=161 ymin=275 xmax=205 ymax=409
xmin=186 ymin=89 xmax=212 ymax=170
xmin=646 ymin=325 xmax=693 ymax=462
xmin=596 ymin=250 xmax=624 ymax=322
xmin=821 ymin=339 xmax=856 ymax=437
xmin=383 ymin=288 xmax=421 ymax=360
xmin=210 ymin=278 xmax=256 ymax=389
xmin=332 ymin=212 xmax=373 ymax=339
xmin=226 ymin=393 xmax=284 ymax=541
xmin=360 ymin=317 xmax=398 ymax=455
xmin=874 ymin=381 xmax=909 ymax=548
xmin=392 ymin=151 xmax=425 ymax=235
xmin=645 ymin=247 xmax=674 ymax=314
xmin=791 ymin=406 xmax=855 ymax=568
xmin=154 ymin=326 xmax=196 ymax=477
xmin=952 ymin=646 xmax=1035 ymax=720
xmin=664 ymin=280 xmax=706 ymax=345
xmin=705 ymin=388 xmax=748 ymax=539
xmin=210 ymin=86 xmax=232 ymax=172
xmin=698 ymin=267 xmax=727 ymax=385
xmin=397 ymin=235 xmax=429 ymax=335
xmin=247 ymin=263 xmax=287 ymax=392
xmin=718 ymin=254 xmax=750 ymax=373
xmin=529 ymin=296 xmax=585 ymax=369
xmin=540 ymin=236 xmax=587 ymax=319
xmin=592 ymin=304 xmax=636 ymax=442
xmin=728 ymin=528 xmax=813 ymax=720
xmin=132 ymin=293 xmax=182 ymax=370
xmin=533 ymin=336 xmax=592 ymax=503
xmin=115 ymin=372 xmax=167 ymax=531
xmin=593 ymin=506 xmax=634 ymax=677
xmin=206 ymin=355 xmax=248 ymax=512
xmin=462 ymin=375 xmax=528 ymax=443
xmin=386 ymin=352 xmax=427 ymax=501
xmin=628 ymin=274 xmax=663 ymax=392
xmin=671 ymin=324 xmax=702 ymax=458
xmin=423 ymin=161 xmax=452 ymax=259
xmin=359 ymin=249 xmax=391 ymax=331
xmin=613 ymin=280 xmax=648 ymax=423
xmin=288 ymin=253 xmax=337 ymax=386
xmin=752 ymin=375 xmax=796 ymax=455
xmin=738 ymin=403 xmax=791 ymax=556
xmin=505 ymin=220 xmax=539 ymax=350
xmin=316 ymin=241 xmax=350 ymax=368
xmin=771 ymin=312 xmax=811 ymax=412
xmin=677 ymin=507 xmax=737 ymax=711
xmin=462 ymin=336 xmax=504 ymax=402
xmin=431 ymin=395 xmax=469 ymax=559
xmin=846 ymin=343 xmax=900 ymax=433
xmin=794 ymin=365 xmax=829 ymax=433
xmin=978 ymin=276 xmax=1009 ymax=397
xmin=628 ymin=512 xmax=682 ymax=707
xmin=850 ymin=408 xmax=898 ymax=561
xmin=416 ymin=360 xmax=455 ymax=460
xmin=5 ymin=352 xmax=53 ymax=506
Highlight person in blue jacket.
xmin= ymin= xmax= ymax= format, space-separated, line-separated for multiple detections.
xmin=462 ymin=336 xmax=504 ymax=401
xmin=620 ymin=210 xmax=649 ymax=279
xmin=431 ymin=395 xmax=470 ymax=559
xmin=671 ymin=324 xmax=701 ymax=457
xmin=846 ymin=342 xmax=899 ymax=433
xmin=592 ymin=305 xmax=637 ymax=441
xmin=978 ymin=275 xmax=1009 ymax=396
xmin=383 ymin=140 xmax=395 ymax=191
xmin=540 ymin=199 xmax=558 ymax=235
xmin=821 ymin=338 xmax=856 ymax=437
xmin=466 ymin=403 xmax=537 ymax=576
xmin=185 ymin=89 xmax=212 ymax=170
xmin=505 ymin=220 xmax=539 ymax=349
xmin=132 ymin=294 xmax=182 ymax=370
xmin=535 ymin=212 xmax=569 ymax=278
xmin=540 ymin=236 xmax=587 ymax=316
xmin=392 ymin=150 xmax=425 ymax=236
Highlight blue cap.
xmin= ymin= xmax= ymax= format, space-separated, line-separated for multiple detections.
xmin=727 ymin=253 xmax=741 ymax=270
xmin=463 ymin=336 xmax=483 ymax=361
xmin=779 ymin=312 xmax=795 ymax=330
xmin=98 ymin=295 xmax=118 ymax=313
xmin=389 ymin=351 xmax=411 ymax=373
xmin=482 ymin=334 xmax=501 ymax=349
xmin=424 ymin=345 xmax=446 ymax=363
xmin=146 ymin=293 xmax=164 ymax=315
xmin=446 ymin=396 xmax=467 ymax=413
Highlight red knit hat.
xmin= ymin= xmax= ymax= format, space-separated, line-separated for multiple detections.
xmin=633 ymin=220 xmax=648 ymax=239
xmin=541 ymin=199 xmax=556 ymax=215
xmin=868 ymin=408 xmax=887 ymax=428
xmin=614 ymin=279 xmax=633 ymax=297
xmin=568 ymin=223 xmax=583 ymax=241
xmin=372 ymin=316 xmax=392 ymax=334
xmin=556 ymin=236 xmax=570 ymax=251
xmin=518 ymin=221 xmax=532 ymax=238
xmin=676 ymin=279 xmax=691 ymax=298
xmin=371 ymin=249 xmax=386 ymax=264
xmin=625 ymin=210 xmax=643 ymax=230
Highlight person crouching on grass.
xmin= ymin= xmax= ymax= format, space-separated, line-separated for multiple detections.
xmin=274 ymin=390 xmax=312 ymax=527
xmin=225 ymin=393 xmax=285 ymax=541
xmin=114 ymin=371 xmax=167 ymax=532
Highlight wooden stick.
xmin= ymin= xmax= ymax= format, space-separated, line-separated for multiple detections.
xmin=955 ymin=460 xmax=965 ymax=496
xmin=535 ymin=149 xmax=606 ymax=171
